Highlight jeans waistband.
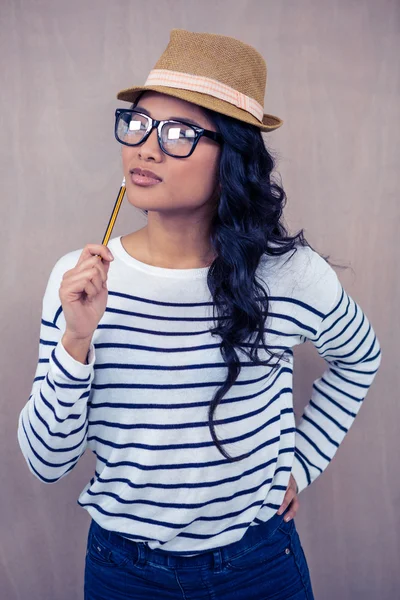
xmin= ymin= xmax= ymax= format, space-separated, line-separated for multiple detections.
xmin=90 ymin=506 xmax=290 ymax=570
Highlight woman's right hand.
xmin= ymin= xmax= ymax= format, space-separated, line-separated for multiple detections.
xmin=59 ymin=244 xmax=114 ymax=340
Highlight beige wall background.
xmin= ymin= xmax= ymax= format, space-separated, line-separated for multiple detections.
xmin=1 ymin=1 xmax=398 ymax=598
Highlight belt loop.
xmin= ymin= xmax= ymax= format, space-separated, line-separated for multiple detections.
xmin=212 ymin=548 xmax=223 ymax=572
xmin=136 ymin=542 xmax=146 ymax=567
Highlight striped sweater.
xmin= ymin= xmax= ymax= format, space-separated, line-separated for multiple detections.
xmin=17 ymin=235 xmax=382 ymax=555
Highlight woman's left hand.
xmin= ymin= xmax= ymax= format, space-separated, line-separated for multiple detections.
xmin=276 ymin=474 xmax=299 ymax=522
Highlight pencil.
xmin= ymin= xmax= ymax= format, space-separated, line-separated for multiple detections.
xmin=94 ymin=177 xmax=126 ymax=261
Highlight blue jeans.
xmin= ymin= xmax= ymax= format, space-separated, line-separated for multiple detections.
xmin=84 ymin=507 xmax=315 ymax=599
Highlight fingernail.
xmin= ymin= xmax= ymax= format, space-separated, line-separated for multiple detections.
xmin=284 ymin=516 xmax=291 ymax=522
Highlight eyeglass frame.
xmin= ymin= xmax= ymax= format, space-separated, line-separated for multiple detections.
xmin=114 ymin=108 xmax=224 ymax=158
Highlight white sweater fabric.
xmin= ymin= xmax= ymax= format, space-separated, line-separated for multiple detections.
xmin=17 ymin=235 xmax=382 ymax=555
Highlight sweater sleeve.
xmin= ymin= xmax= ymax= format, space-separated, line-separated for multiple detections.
xmin=290 ymin=255 xmax=382 ymax=494
xmin=17 ymin=253 xmax=96 ymax=483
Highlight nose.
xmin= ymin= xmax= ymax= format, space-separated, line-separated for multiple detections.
xmin=138 ymin=124 xmax=163 ymax=158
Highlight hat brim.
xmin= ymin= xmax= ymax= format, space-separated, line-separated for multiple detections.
xmin=116 ymin=85 xmax=283 ymax=132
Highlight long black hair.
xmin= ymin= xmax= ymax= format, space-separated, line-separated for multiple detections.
xmin=129 ymin=92 xmax=344 ymax=462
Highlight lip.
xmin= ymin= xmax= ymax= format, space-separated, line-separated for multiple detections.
xmin=130 ymin=173 xmax=163 ymax=187
xmin=131 ymin=168 xmax=162 ymax=181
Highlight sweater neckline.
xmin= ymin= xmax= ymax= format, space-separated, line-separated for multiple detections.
xmin=110 ymin=235 xmax=211 ymax=279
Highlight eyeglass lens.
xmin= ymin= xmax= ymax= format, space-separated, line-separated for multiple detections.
xmin=116 ymin=112 xmax=197 ymax=157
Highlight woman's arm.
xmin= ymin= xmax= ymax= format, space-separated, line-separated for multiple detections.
xmin=17 ymin=253 xmax=96 ymax=483
xmin=291 ymin=257 xmax=382 ymax=494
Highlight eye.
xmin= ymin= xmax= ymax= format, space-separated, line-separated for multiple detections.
xmin=163 ymin=122 xmax=196 ymax=140
xmin=128 ymin=115 xmax=147 ymax=131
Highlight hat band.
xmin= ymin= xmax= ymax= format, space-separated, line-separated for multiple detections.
xmin=144 ymin=69 xmax=264 ymax=122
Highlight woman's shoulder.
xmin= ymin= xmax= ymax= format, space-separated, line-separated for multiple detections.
xmin=258 ymin=242 xmax=322 ymax=278
xmin=257 ymin=243 xmax=340 ymax=313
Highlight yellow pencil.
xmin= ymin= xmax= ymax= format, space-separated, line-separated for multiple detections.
xmin=94 ymin=177 xmax=126 ymax=261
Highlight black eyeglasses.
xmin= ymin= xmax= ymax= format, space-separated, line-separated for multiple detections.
xmin=114 ymin=108 xmax=224 ymax=158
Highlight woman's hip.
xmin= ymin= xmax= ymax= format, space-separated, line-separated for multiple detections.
xmin=84 ymin=507 xmax=315 ymax=599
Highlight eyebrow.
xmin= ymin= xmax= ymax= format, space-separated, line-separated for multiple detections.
xmin=134 ymin=105 xmax=203 ymax=128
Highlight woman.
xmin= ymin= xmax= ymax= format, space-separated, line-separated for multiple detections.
xmin=18 ymin=29 xmax=382 ymax=599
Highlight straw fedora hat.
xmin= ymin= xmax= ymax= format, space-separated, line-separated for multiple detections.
xmin=116 ymin=28 xmax=283 ymax=132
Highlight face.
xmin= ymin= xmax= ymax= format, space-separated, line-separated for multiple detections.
xmin=120 ymin=91 xmax=221 ymax=216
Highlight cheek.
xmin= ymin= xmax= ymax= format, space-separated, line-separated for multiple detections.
xmin=121 ymin=147 xmax=131 ymax=170
xmin=168 ymin=167 xmax=212 ymax=201
xmin=174 ymin=149 xmax=219 ymax=192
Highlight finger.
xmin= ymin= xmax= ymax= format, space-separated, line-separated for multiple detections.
xmin=63 ymin=260 xmax=106 ymax=287
xmin=61 ymin=267 xmax=105 ymax=301
xmin=64 ymin=265 xmax=106 ymax=289
xmin=90 ymin=256 xmax=111 ymax=283
xmin=76 ymin=244 xmax=114 ymax=267
xmin=277 ymin=488 xmax=296 ymax=515
xmin=282 ymin=496 xmax=300 ymax=522
xmin=86 ymin=270 xmax=103 ymax=296
xmin=91 ymin=261 xmax=109 ymax=284
xmin=73 ymin=255 xmax=110 ymax=276
xmin=83 ymin=280 xmax=99 ymax=301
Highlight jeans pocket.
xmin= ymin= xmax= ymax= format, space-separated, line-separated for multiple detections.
xmin=277 ymin=515 xmax=296 ymax=536
xmin=224 ymin=522 xmax=293 ymax=572
xmin=86 ymin=530 xmax=133 ymax=569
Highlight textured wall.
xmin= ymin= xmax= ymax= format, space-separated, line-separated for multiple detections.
xmin=2 ymin=0 xmax=398 ymax=598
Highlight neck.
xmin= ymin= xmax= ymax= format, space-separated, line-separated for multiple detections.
xmin=137 ymin=216 xmax=217 ymax=269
